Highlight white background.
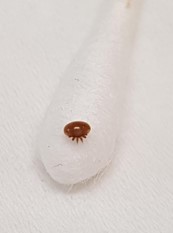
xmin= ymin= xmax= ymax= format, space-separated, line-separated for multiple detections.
xmin=0 ymin=0 xmax=173 ymax=232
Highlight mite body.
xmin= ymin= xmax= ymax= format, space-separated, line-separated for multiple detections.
xmin=64 ymin=121 xmax=91 ymax=143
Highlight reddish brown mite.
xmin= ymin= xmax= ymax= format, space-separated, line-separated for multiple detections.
xmin=64 ymin=121 xmax=91 ymax=143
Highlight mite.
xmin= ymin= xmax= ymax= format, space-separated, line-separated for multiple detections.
xmin=64 ymin=121 xmax=91 ymax=143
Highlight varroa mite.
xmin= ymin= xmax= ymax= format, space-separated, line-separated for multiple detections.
xmin=64 ymin=121 xmax=91 ymax=143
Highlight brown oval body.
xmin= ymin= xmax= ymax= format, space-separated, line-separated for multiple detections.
xmin=64 ymin=121 xmax=91 ymax=143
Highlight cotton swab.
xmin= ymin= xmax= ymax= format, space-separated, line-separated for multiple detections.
xmin=38 ymin=0 xmax=140 ymax=185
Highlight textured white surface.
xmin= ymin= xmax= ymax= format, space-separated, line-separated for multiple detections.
xmin=0 ymin=0 xmax=173 ymax=232
xmin=39 ymin=1 xmax=139 ymax=185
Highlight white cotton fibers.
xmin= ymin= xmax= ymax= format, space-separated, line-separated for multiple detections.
xmin=38 ymin=0 xmax=140 ymax=184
